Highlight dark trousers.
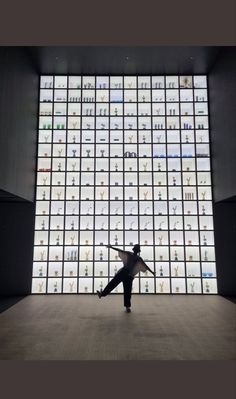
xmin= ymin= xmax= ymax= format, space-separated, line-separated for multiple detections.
xmin=101 ymin=267 xmax=134 ymax=308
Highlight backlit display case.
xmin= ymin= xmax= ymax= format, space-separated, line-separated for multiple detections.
xmin=32 ymin=75 xmax=217 ymax=294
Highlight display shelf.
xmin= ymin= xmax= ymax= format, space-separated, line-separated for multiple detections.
xmin=32 ymin=75 xmax=217 ymax=294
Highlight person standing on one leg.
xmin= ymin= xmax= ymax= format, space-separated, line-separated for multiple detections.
xmin=97 ymin=244 xmax=155 ymax=313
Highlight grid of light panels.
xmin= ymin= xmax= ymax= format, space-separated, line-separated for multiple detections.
xmin=32 ymin=75 xmax=217 ymax=294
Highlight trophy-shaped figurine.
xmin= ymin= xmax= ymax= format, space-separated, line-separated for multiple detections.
xmin=157 ymin=162 xmax=161 ymax=171
xmin=57 ymin=162 xmax=62 ymax=171
xmin=158 ymin=191 xmax=162 ymax=200
xmin=174 ymin=266 xmax=179 ymax=277
xmin=86 ymin=149 xmax=90 ymax=157
xmin=159 ymin=221 xmax=164 ymax=230
xmin=114 ymin=235 xmax=118 ymax=245
xmin=145 ymin=281 xmax=149 ymax=293
xmin=204 ymin=251 xmax=208 ymax=261
xmin=72 ymin=177 xmax=75 ymax=186
xmin=185 ymin=135 xmax=189 ymax=143
xmin=44 ymin=135 xmax=49 ymax=143
xmin=40 ymin=250 xmax=45 ymax=261
xmin=129 ymin=135 xmax=133 ymax=143
xmin=42 ymin=191 xmax=46 ymax=200
xmin=186 ymin=177 xmax=191 ymax=186
xmin=142 ymin=123 xmax=146 ymax=130
xmin=173 ymin=177 xmax=176 ymax=186
xmin=159 ymin=266 xmax=163 ymax=276
xmin=71 ymin=221 xmax=75 ymax=230
xmin=56 ymin=235 xmax=60 ymax=245
xmin=158 ymin=236 xmax=163 ymax=245
xmin=85 ymin=265 xmax=88 ymax=276
xmin=190 ymin=282 xmax=195 ymax=293
xmin=57 ymin=191 xmax=61 ymax=200
xmin=115 ymin=221 xmax=121 ymax=230
xmin=100 ymin=150 xmax=105 ymax=157
xmin=173 ymin=221 xmax=179 ymax=230
xmin=115 ymin=163 xmax=118 ymax=171
xmin=69 ymin=282 xmax=74 ymax=293
xmin=58 ymin=149 xmax=63 ymax=157
xmin=142 ymin=135 xmax=146 ymax=143
xmin=85 ymin=251 xmax=90 ymax=261
xmin=114 ymin=107 xmax=118 ymax=116
xmin=172 ymin=206 xmax=177 ymax=215
xmin=87 ymin=206 xmax=92 ymax=215
xmin=159 ymin=282 xmax=164 ymax=293
xmin=143 ymin=191 xmax=148 ymax=200
xmin=157 ymin=135 xmax=161 ymax=143
xmin=201 ymin=191 xmax=206 ymax=200
xmin=143 ymin=163 xmax=148 ymax=172
xmin=100 ymin=191 xmax=105 ymax=200
xmin=38 ymin=282 xmax=44 ymax=293
xmin=43 ymin=177 xmax=48 ymax=186
xmin=202 ymin=205 xmax=206 ymax=215
xmin=72 ymin=135 xmax=76 ymax=143
xmin=174 ymin=250 xmax=178 ymax=261
xmin=128 ymin=124 xmax=133 ymax=130
xmin=72 ymin=162 xmax=76 ymax=171
xmin=41 ymin=220 xmax=45 ymax=230
xmin=70 ymin=236 xmax=75 ymax=245
xmin=39 ymin=267 xmax=43 ymax=277
xmin=129 ymin=221 xmax=135 ymax=230
xmin=203 ymin=235 xmax=207 ymax=246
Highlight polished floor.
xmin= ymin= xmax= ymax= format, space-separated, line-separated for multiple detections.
xmin=0 ymin=295 xmax=235 ymax=360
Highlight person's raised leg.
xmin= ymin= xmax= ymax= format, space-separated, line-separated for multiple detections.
xmin=97 ymin=269 xmax=124 ymax=298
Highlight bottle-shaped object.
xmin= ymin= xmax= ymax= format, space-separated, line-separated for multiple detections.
xmin=174 ymin=250 xmax=178 ymax=261
xmin=204 ymin=251 xmax=208 ymax=261
xmin=56 ymin=235 xmax=60 ymax=245
xmin=42 ymin=191 xmax=46 ymax=200
xmin=71 ymin=221 xmax=74 ymax=230
xmin=145 ymin=281 xmax=149 ymax=293
xmin=85 ymin=266 xmax=88 ymax=276
xmin=203 ymin=235 xmax=207 ymax=246
xmin=54 ymin=282 xmax=58 ymax=293
xmin=158 ymin=191 xmax=162 ymax=200
xmin=205 ymin=282 xmax=210 ymax=293
xmin=100 ymin=251 xmax=103 ymax=261
xmin=39 ymin=267 xmax=43 ymax=277
xmin=42 ymin=220 xmax=45 ymax=230
xmin=159 ymin=266 xmax=163 ymax=277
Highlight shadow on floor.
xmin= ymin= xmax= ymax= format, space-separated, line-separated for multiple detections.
xmin=222 ymin=296 xmax=236 ymax=304
xmin=0 ymin=296 xmax=26 ymax=314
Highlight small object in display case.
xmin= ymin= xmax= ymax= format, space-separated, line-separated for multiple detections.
xmin=205 ymin=282 xmax=210 ymax=293
xmin=85 ymin=251 xmax=90 ymax=261
xmin=38 ymin=282 xmax=44 ymax=293
xmin=54 ymin=282 xmax=58 ymax=293
xmin=158 ymin=236 xmax=163 ymax=245
xmin=174 ymin=266 xmax=179 ymax=277
xmin=159 ymin=266 xmax=163 ymax=276
xmin=159 ymin=282 xmax=164 ymax=293
xmin=145 ymin=281 xmax=149 ymax=293
xmin=203 ymin=235 xmax=207 ymax=246
xmin=174 ymin=251 xmax=178 ymax=261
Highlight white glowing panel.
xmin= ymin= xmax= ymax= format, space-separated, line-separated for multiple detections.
xmin=32 ymin=75 xmax=217 ymax=294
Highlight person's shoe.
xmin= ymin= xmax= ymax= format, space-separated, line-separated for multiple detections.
xmin=126 ymin=307 xmax=131 ymax=313
xmin=97 ymin=290 xmax=102 ymax=299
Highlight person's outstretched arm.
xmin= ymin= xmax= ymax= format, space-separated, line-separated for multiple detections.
xmin=106 ymin=244 xmax=127 ymax=253
xmin=140 ymin=259 xmax=155 ymax=276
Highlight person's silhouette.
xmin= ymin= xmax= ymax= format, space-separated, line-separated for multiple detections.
xmin=97 ymin=244 xmax=155 ymax=312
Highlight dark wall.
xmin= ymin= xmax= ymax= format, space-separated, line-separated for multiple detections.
xmin=0 ymin=47 xmax=38 ymax=296
xmin=0 ymin=202 xmax=35 ymax=296
xmin=0 ymin=47 xmax=39 ymax=202
xmin=213 ymin=202 xmax=236 ymax=296
xmin=209 ymin=47 xmax=236 ymax=296
xmin=208 ymin=47 xmax=236 ymax=202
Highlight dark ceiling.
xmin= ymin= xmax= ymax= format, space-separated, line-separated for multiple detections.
xmin=27 ymin=46 xmax=223 ymax=76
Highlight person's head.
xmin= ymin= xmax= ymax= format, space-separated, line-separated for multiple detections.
xmin=132 ymin=244 xmax=141 ymax=254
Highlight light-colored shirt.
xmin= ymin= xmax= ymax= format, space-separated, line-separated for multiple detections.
xmin=118 ymin=251 xmax=148 ymax=277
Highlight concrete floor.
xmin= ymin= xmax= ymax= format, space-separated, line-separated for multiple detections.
xmin=0 ymin=295 xmax=235 ymax=360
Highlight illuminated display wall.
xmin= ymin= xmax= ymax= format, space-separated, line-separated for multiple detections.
xmin=32 ymin=75 xmax=217 ymax=294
